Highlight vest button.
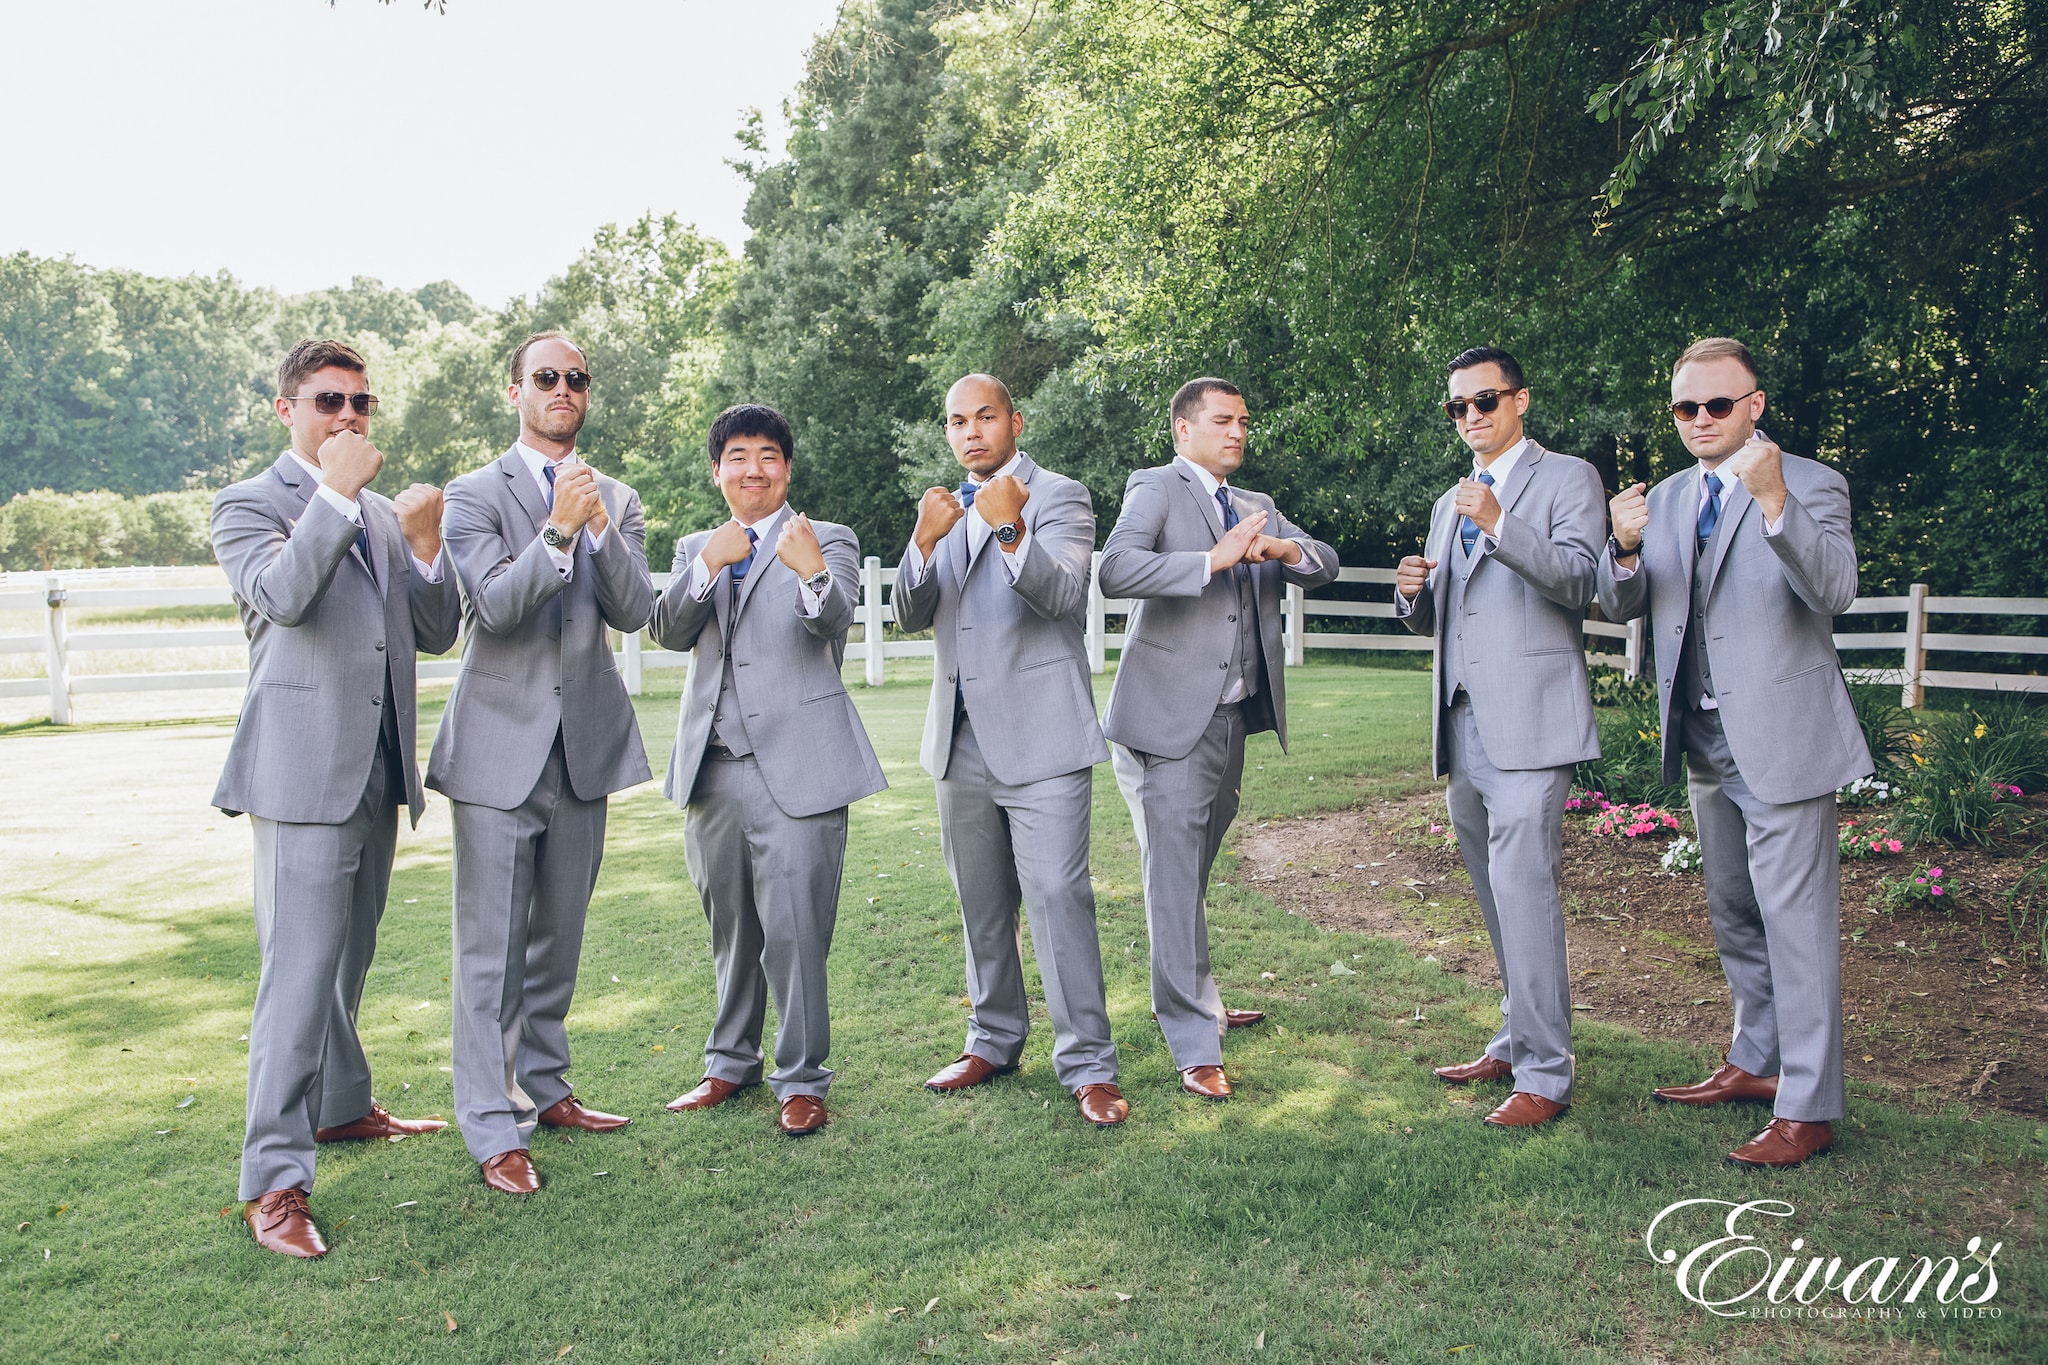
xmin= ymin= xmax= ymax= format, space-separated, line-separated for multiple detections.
xmin=374 ymin=641 xmax=386 ymax=651
xmin=553 ymin=686 xmax=562 ymax=696
xmin=1219 ymin=662 xmax=1228 ymax=670
xmin=371 ymin=695 xmax=382 ymax=707
xmin=1227 ymin=615 xmax=1236 ymax=623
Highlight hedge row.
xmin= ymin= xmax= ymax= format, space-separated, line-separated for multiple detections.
xmin=0 ymin=489 xmax=216 ymax=573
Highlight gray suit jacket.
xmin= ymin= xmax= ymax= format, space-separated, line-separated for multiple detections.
xmin=1098 ymin=461 xmax=1339 ymax=759
xmin=211 ymin=454 xmax=461 ymax=825
xmin=892 ymin=454 xmax=1109 ymax=785
xmin=1401 ymin=444 xmax=1604 ymax=776
xmin=427 ymin=447 xmax=655 ymax=809
xmin=1596 ymin=451 xmax=1872 ymax=805
xmin=650 ymin=512 xmax=887 ymax=818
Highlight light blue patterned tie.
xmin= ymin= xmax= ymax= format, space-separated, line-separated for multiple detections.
xmin=1697 ymin=471 xmax=1724 ymax=543
xmin=1458 ymin=469 xmax=1495 ymax=557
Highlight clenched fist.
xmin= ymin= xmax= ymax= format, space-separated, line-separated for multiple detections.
xmin=1609 ymin=482 xmax=1649 ymax=557
xmin=1395 ymin=554 xmax=1436 ymax=601
xmin=1453 ymin=476 xmax=1503 ymax=537
xmin=973 ymin=474 xmax=1029 ymax=531
xmin=391 ymin=483 xmax=444 ymax=564
xmin=700 ymin=519 xmax=756 ymax=574
xmin=1718 ymin=433 xmax=1787 ymax=520
xmin=912 ymin=486 xmax=966 ymax=559
xmin=547 ymin=462 xmax=602 ymax=539
xmin=317 ymin=430 xmax=383 ymax=500
xmin=1242 ymin=534 xmax=1305 ymax=565
xmin=774 ymin=512 xmax=827 ymax=579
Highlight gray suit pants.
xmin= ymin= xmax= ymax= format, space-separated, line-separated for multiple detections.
xmin=1443 ymin=700 xmax=1576 ymax=1102
xmin=240 ymin=747 xmax=399 ymax=1199
xmin=936 ymin=716 xmax=1117 ymax=1090
xmin=1681 ymin=707 xmax=1847 ymax=1122
xmin=1113 ymin=702 xmax=1246 ymax=1070
xmin=684 ymin=753 xmax=842 ymax=1099
xmin=449 ymin=735 xmax=608 ymax=1162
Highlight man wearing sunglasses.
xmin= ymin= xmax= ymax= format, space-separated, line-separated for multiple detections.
xmin=1394 ymin=347 xmax=1604 ymax=1129
xmin=1598 ymin=336 xmax=1870 ymax=1169
xmin=212 ymin=339 xmax=462 ymax=1257
xmin=428 ymin=331 xmax=656 ymax=1195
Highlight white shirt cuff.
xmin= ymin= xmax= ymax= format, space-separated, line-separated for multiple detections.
xmin=314 ymin=483 xmax=363 ymax=525
xmin=1393 ymin=587 xmax=1417 ymax=617
xmin=902 ymin=539 xmax=931 ymax=587
xmin=688 ymin=554 xmax=717 ymax=601
xmin=545 ymin=541 xmax=574 ymax=579
xmin=1761 ymin=513 xmax=1784 ymax=535
xmin=1284 ymin=538 xmax=1323 ymax=573
xmin=794 ymin=578 xmax=825 ymax=618
xmin=585 ymin=526 xmax=608 ymax=554
xmin=995 ymin=527 xmax=1030 ymax=579
xmin=412 ymin=550 xmax=445 ymax=583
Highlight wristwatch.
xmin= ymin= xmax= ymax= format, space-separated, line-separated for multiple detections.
xmin=803 ymin=568 xmax=833 ymax=593
xmin=993 ymin=519 xmax=1022 ymax=546
xmin=542 ymin=523 xmax=573 ymax=550
xmin=1607 ymin=534 xmax=1637 ymax=563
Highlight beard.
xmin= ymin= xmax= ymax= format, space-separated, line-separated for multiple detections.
xmin=528 ymin=401 xmax=585 ymax=446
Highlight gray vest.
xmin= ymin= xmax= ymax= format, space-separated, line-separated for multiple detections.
xmin=1224 ymin=562 xmax=1262 ymax=703
xmin=1442 ymin=547 xmax=1474 ymax=705
xmin=1680 ymin=530 xmax=1719 ymax=710
xmin=712 ymin=605 xmax=755 ymax=756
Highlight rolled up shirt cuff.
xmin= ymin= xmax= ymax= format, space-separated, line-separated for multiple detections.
xmin=1284 ymin=538 xmax=1323 ymax=573
xmin=1609 ymin=553 xmax=1639 ymax=581
xmin=585 ymin=525 xmax=608 ymax=553
xmin=995 ymin=528 xmax=1030 ymax=579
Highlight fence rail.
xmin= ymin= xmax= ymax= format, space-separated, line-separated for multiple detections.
xmin=5 ymin=560 xmax=2042 ymax=723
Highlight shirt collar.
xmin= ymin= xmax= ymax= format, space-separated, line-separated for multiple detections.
xmin=966 ymin=450 xmax=1026 ymax=486
xmin=515 ymin=440 xmax=578 ymax=476
xmin=1473 ymin=437 xmax=1531 ymax=487
xmin=1175 ymin=453 xmax=1227 ymax=496
xmin=735 ymin=504 xmax=789 ymax=537
xmin=1696 ymin=428 xmax=1769 ymax=487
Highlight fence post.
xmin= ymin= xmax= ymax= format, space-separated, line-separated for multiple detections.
xmin=1900 ymin=581 xmax=1928 ymax=709
xmin=1087 ymin=551 xmax=1107 ymax=674
xmin=862 ymin=555 xmax=886 ymax=687
xmin=1624 ymin=617 xmax=1644 ymax=682
xmin=622 ymin=628 xmax=643 ymax=696
xmin=44 ymin=575 xmax=71 ymax=725
xmin=1285 ymin=582 xmax=1305 ymax=666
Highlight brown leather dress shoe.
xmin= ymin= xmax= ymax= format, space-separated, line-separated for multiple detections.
xmin=537 ymin=1095 xmax=631 ymax=1132
xmin=1224 ymin=1008 xmax=1266 ymax=1029
xmin=1433 ymin=1054 xmax=1513 ymax=1085
xmin=924 ymin=1054 xmax=1014 ymax=1091
xmin=1075 ymin=1083 xmax=1129 ymax=1127
xmin=1483 ymin=1092 xmax=1570 ymax=1127
xmin=315 ymin=1101 xmax=448 ymax=1142
xmin=480 ymin=1148 xmax=541 ymax=1194
xmin=779 ymin=1094 xmax=828 ymax=1136
xmin=244 ymin=1188 xmax=327 ymax=1258
xmin=1180 ymin=1065 xmax=1232 ymax=1101
xmin=1728 ymin=1118 xmax=1834 ymax=1169
xmin=667 ymin=1077 xmax=749 ymax=1112
xmin=1653 ymin=1062 xmax=1779 ymax=1107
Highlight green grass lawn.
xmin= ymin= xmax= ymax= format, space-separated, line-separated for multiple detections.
xmin=1 ymin=664 xmax=2039 ymax=1363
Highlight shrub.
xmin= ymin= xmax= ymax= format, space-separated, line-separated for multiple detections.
xmin=1575 ymin=686 xmax=1688 ymax=810
xmin=1995 ymin=852 xmax=2048 ymax=967
xmin=1898 ymin=697 xmax=2046 ymax=845
xmin=0 ymin=488 xmax=217 ymax=571
xmin=1878 ymin=862 xmax=1950 ymax=911
xmin=1847 ymin=682 xmax=1915 ymax=787
xmin=1838 ymin=818 xmax=1904 ymax=860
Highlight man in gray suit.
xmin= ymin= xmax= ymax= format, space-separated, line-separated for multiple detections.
xmin=1599 ymin=336 xmax=1871 ymax=1168
xmin=213 ymin=339 xmax=461 ymax=1258
xmin=428 ymin=331 xmax=656 ymax=1194
xmin=1395 ymin=347 xmax=1605 ymax=1129
xmin=893 ymin=374 xmax=1128 ymax=1128
xmin=1099 ymin=377 xmax=1338 ymax=1100
xmin=651 ymin=403 xmax=886 ymax=1137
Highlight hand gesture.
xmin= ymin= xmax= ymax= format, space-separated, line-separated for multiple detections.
xmin=973 ymin=474 xmax=1029 ymax=530
xmin=1453 ymin=477 xmax=1503 ymax=537
xmin=912 ymin=486 xmax=966 ymax=559
xmin=317 ymin=430 xmax=383 ymax=500
xmin=700 ymin=519 xmax=756 ymax=573
xmin=547 ymin=463 xmax=602 ymax=538
xmin=1609 ymin=482 xmax=1648 ymax=554
xmin=391 ymin=483 xmax=444 ymax=563
xmin=1242 ymin=534 xmax=1304 ymax=565
xmin=1719 ymin=434 xmax=1787 ymax=519
xmin=1206 ymin=509 xmax=1269 ymax=575
xmin=1395 ymin=553 xmax=1436 ymax=600
xmin=774 ymin=513 xmax=827 ymax=578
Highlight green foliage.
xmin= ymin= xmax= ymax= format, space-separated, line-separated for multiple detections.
xmin=1848 ymin=681 xmax=1914 ymax=786
xmin=1878 ymin=859 xmax=1952 ymax=910
xmin=0 ymin=489 xmax=212 ymax=571
xmin=1898 ymin=697 xmax=2047 ymax=845
xmin=1996 ymin=850 xmax=2048 ymax=967
xmin=1575 ymin=686 xmax=1688 ymax=810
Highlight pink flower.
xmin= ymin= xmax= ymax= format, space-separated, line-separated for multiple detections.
xmin=1429 ymin=823 xmax=1442 ymax=834
xmin=1915 ymin=877 xmax=1927 ymax=885
xmin=1930 ymin=885 xmax=1944 ymax=896
xmin=1886 ymin=840 xmax=1901 ymax=852
xmin=1930 ymin=867 xmax=1944 ymax=878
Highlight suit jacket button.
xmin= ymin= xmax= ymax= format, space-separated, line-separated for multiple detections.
xmin=374 ymin=641 xmax=386 ymax=651
xmin=1227 ymin=614 xmax=1236 ymax=622
xmin=371 ymin=695 xmax=383 ymax=707
xmin=553 ymin=686 xmax=562 ymax=696
xmin=1218 ymin=662 xmax=1227 ymax=670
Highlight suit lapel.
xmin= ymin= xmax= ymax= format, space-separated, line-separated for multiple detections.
xmin=1176 ymin=463 xmax=1224 ymax=545
xmin=733 ymin=506 xmax=783 ymax=621
xmin=500 ymin=448 xmax=550 ymax=533
xmin=1494 ymin=444 xmax=1542 ymax=519
xmin=1704 ymin=475 xmax=1752 ymax=593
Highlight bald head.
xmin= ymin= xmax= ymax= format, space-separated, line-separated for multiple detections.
xmin=943 ymin=372 xmax=1023 ymax=478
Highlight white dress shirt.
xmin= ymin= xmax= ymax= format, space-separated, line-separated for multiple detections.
xmin=900 ymin=450 xmax=1033 ymax=587
xmin=685 ymin=503 xmax=826 ymax=617
xmin=515 ymin=441 xmax=608 ymax=580
xmin=289 ymin=451 xmax=444 ymax=583
xmin=1392 ymin=438 xmax=1527 ymax=616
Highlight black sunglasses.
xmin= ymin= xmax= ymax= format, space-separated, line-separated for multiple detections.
xmin=1671 ymin=389 xmax=1758 ymax=422
xmin=527 ymin=368 xmax=593 ymax=393
xmin=1442 ymin=388 xmax=1520 ymax=422
xmin=286 ymin=391 xmax=379 ymax=416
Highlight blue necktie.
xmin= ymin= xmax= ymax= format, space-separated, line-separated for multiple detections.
xmin=1215 ymin=487 xmax=1238 ymax=530
xmin=542 ymin=460 xmax=558 ymax=510
xmin=730 ymin=527 xmax=758 ymax=607
xmin=957 ymin=481 xmax=978 ymax=511
xmin=1458 ymin=469 xmax=1495 ymax=557
xmin=355 ymin=526 xmax=371 ymax=567
xmin=1697 ymin=471 xmax=1723 ymax=543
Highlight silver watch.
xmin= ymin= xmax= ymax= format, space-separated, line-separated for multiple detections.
xmin=803 ymin=569 xmax=833 ymax=593
xmin=542 ymin=523 xmax=572 ymax=549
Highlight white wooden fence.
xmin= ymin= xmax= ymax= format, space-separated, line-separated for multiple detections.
xmin=4 ymin=561 xmax=2042 ymax=724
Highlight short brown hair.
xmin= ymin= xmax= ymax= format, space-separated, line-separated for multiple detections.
xmin=1672 ymin=337 xmax=1758 ymax=385
xmin=277 ymin=339 xmax=366 ymax=398
xmin=1169 ymin=377 xmax=1244 ymax=428
xmin=509 ymin=329 xmax=585 ymax=384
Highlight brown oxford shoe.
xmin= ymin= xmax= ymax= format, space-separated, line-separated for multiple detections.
xmin=1180 ymin=1065 xmax=1232 ymax=1101
xmin=667 ymin=1077 xmax=750 ymax=1112
xmin=1225 ymin=1008 xmax=1266 ymax=1029
xmin=924 ymin=1054 xmax=1015 ymax=1092
xmin=315 ymin=1101 xmax=448 ymax=1143
xmin=244 ymin=1188 xmax=327 ymax=1259
xmin=1433 ymin=1054 xmax=1513 ymax=1085
xmin=1075 ymin=1083 xmax=1129 ymax=1127
xmin=1483 ymin=1092 xmax=1570 ymax=1128
xmin=1653 ymin=1063 xmax=1779 ymax=1108
xmin=480 ymin=1148 xmax=541 ymax=1195
xmin=537 ymin=1095 xmax=631 ymax=1132
xmin=779 ymin=1094 xmax=828 ymax=1136
xmin=1728 ymin=1118 xmax=1834 ymax=1169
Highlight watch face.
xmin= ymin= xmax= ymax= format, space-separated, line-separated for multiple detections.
xmin=995 ymin=523 xmax=1019 ymax=544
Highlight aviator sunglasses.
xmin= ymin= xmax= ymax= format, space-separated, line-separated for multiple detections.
xmin=1670 ymin=389 xmax=1758 ymax=422
xmin=285 ymin=391 xmax=379 ymax=416
xmin=526 ymin=368 xmax=593 ymax=393
xmin=1442 ymin=388 xmax=1521 ymax=422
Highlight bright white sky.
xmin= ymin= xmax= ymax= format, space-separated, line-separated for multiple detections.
xmin=2 ymin=0 xmax=844 ymax=307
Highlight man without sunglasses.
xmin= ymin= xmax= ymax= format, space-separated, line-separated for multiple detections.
xmin=1598 ymin=336 xmax=1871 ymax=1168
xmin=213 ymin=339 xmax=461 ymax=1257
xmin=1395 ymin=347 xmax=1605 ymax=1129
xmin=428 ymin=331 xmax=655 ymax=1194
